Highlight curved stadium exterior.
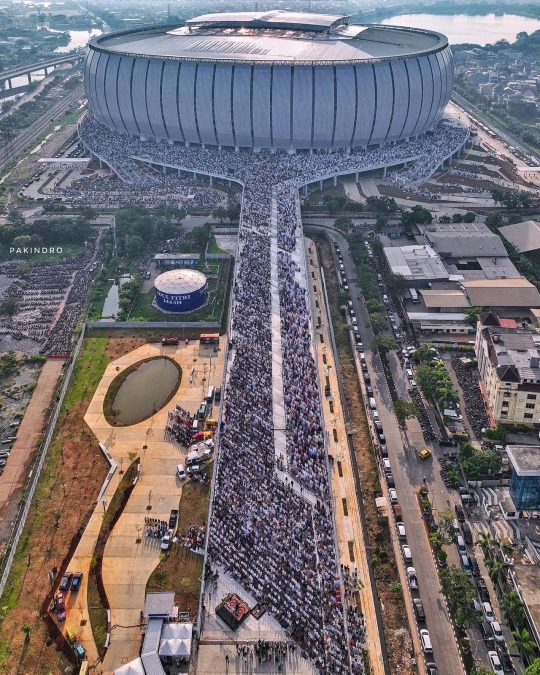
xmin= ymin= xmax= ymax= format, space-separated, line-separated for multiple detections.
xmin=84 ymin=11 xmax=453 ymax=152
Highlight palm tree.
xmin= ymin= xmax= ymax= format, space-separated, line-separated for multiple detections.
xmin=488 ymin=560 xmax=511 ymax=586
xmin=501 ymin=591 xmax=526 ymax=630
xmin=475 ymin=532 xmax=497 ymax=559
xmin=510 ymin=628 xmax=537 ymax=663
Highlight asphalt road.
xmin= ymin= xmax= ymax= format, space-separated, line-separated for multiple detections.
xmin=327 ymin=229 xmax=464 ymax=675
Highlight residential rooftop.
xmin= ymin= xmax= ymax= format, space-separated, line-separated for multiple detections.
xmin=506 ymin=445 xmax=540 ymax=475
xmin=499 ymin=220 xmax=540 ymax=254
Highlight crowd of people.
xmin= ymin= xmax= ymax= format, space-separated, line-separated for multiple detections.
xmin=76 ymin=113 xmax=471 ymax=673
xmin=0 ymin=234 xmax=103 ymax=355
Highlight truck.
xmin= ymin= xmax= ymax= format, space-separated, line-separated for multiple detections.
xmin=407 ymin=567 xmax=419 ymax=590
xmin=162 ymin=337 xmax=179 ymax=345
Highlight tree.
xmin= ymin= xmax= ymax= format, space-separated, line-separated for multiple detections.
xmin=517 ymin=31 xmax=528 ymax=41
xmin=463 ymin=211 xmax=476 ymax=223
xmin=6 ymin=209 xmax=24 ymax=227
xmin=370 ymin=334 xmax=398 ymax=356
xmin=487 ymin=559 xmax=511 ymax=586
xmin=371 ymin=239 xmax=383 ymax=254
xmin=501 ymin=591 xmax=526 ymax=630
xmin=392 ymin=400 xmax=418 ymax=426
xmin=415 ymin=343 xmax=437 ymax=363
xmin=128 ymin=235 xmax=144 ymax=257
xmin=0 ymin=299 xmax=18 ymax=317
xmin=365 ymin=299 xmax=385 ymax=314
xmin=410 ymin=204 xmax=433 ymax=224
xmin=473 ymin=667 xmax=497 ymax=675
xmin=212 ymin=206 xmax=227 ymax=223
xmin=485 ymin=212 xmax=503 ymax=230
xmin=327 ymin=199 xmax=343 ymax=215
xmin=367 ymin=312 xmax=388 ymax=335
xmin=510 ymin=628 xmax=537 ymax=662
xmin=226 ymin=204 xmax=240 ymax=223
xmin=375 ymin=215 xmax=388 ymax=232
xmin=439 ymin=565 xmax=477 ymax=616
xmin=21 ymin=624 xmax=31 ymax=643
xmin=439 ymin=215 xmax=452 ymax=224
xmin=386 ymin=273 xmax=408 ymax=294
xmin=436 ymin=508 xmax=457 ymax=546
xmin=475 ymin=531 xmax=497 ymax=557
xmin=452 ymin=213 xmax=463 ymax=223
xmin=334 ymin=215 xmax=353 ymax=233
xmin=191 ymin=224 xmax=211 ymax=250
xmin=415 ymin=364 xmax=440 ymax=400
xmin=524 ymin=659 xmax=540 ymax=675
xmin=464 ymin=306 xmax=483 ymax=326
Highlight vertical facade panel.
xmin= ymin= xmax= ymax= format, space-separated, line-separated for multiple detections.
xmin=291 ymin=66 xmax=313 ymax=149
xmin=213 ymin=63 xmax=234 ymax=147
xmin=353 ymin=64 xmax=376 ymax=147
xmin=132 ymin=58 xmax=153 ymax=137
xmin=414 ymin=56 xmax=433 ymax=135
xmin=146 ymin=59 xmax=167 ymax=140
xmin=116 ymin=56 xmax=139 ymax=136
xmin=386 ymin=60 xmax=409 ymax=141
xmin=232 ymin=65 xmax=252 ymax=147
xmin=370 ymin=62 xmax=393 ymax=144
xmin=425 ymin=54 xmax=442 ymax=130
xmin=313 ymin=67 xmax=334 ymax=149
xmin=252 ymin=65 xmax=271 ymax=148
xmin=84 ymin=50 xmax=94 ymax=113
xmin=87 ymin=51 xmax=105 ymax=126
xmin=103 ymin=54 xmax=127 ymax=134
xmin=333 ymin=65 xmax=356 ymax=148
xmin=271 ymin=66 xmax=292 ymax=149
xmin=95 ymin=54 xmax=114 ymax=130
xmin=178 ymin=61 xmax=199 ymax=144
xmin=162 ymin=60 xmax=183 ymax=142
xmin=195 ymin=62 xmax=217 ymax=145
xmin=401 ymin=59 xmax=422 ymax=138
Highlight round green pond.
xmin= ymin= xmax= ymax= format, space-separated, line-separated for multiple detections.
xmin=109 ymin=357 xmax=180 ymax=425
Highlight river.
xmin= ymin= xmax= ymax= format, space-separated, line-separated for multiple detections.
xmin=381 ymin=13 xmax=540 ymax=45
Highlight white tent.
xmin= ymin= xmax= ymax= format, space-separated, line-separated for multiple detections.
xmin=159 ymin=638 xmax=190 ymax=657
xmin=160 ymin=622 xmax=193 ymax=641
xmin=114 ymin=658 xmax=145 ymax=675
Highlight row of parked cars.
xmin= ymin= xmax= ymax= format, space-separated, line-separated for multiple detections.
xmin=451 ymin=514 xmax=514 ymax=672
xmin=51 ymin=572 xmax=83 ymax=622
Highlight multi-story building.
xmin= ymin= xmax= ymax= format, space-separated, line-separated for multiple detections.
xmin=507 ymin=446 xmax=540 ymax=511
xmin=475 ymin=312 xmax=540 ymax=425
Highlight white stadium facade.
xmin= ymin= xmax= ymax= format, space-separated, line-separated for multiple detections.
xmin=84 ymin=11 xmax=454 ymax=152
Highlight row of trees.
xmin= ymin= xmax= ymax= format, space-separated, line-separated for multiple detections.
xmin=491 ymin=189 xmax=540 ymax=211
xmin=113 ymin=205 xmax=186 ymax=258
xmin=439 ymin=211 xmax=477 ymax=224
xmin=0 ymin=208 xmax=96 ymax=249
xmin=415 ymin=362 xmax=459 ymax=409
xmin=211 ymin=204 xmax=241 ymax=223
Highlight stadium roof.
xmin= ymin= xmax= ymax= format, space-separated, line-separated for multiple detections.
xmin=499 ymin=220 xmax=540 ymax=254
xmin=91 ymin=16 xmax=447 ymax=65
xmin=462 ymin=279 xmax=540 ymax=308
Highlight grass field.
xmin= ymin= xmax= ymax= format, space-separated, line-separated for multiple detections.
xmin=207 ymin=235 xmax=228 ymax=255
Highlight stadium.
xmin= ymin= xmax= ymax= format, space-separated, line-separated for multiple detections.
xmin=84 ymin=11 xmax=454 ymax=152
xmin=153 ymin=269 xmax=208 ymax=313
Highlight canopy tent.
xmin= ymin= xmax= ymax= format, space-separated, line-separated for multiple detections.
xmin=160 ymin=622 xmax=193 ymax=641
xmin=114 ymin=659 xmax=145 ymax=675
xmin=159 ymin=638 xmax=191 ymax=657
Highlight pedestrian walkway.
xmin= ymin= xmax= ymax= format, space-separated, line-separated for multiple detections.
xmin=359 ymin=176 xmax=380 ymax=198
xmin=343 ymin=180 xmax=366 ymax=204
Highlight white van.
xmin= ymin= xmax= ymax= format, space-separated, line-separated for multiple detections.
xmin=192 ymin=418 xmax=199 ymax=433
xmin=176 ymin=464 xmax=186 ymax=480
xmin=369 ymin=397 xmax=377 ymax=410
xmin=186 ymin=450 xmax=201 ymax=466
xmin=420 ymin=629 xmax=432 ymax=654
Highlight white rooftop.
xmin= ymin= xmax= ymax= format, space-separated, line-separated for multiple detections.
xmin=154 ymin=269 xmax=207 ymax=295
xmin=384 ymin=245 xmax=449 ymax=282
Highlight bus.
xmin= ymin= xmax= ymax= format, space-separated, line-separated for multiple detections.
xmin=200 ymin=333 xmax=219 ymax=345
xmin=410 ymin=288 xmax=419 ymax=304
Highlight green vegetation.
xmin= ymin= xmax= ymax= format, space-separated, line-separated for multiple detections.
xmin=415 ymin=363 xmax=459 ymax=408
xmin=392 ymin=400 xmax=419 ymax=427
xmin=440 ymin=565 xmax=480 ymax=628
xmin=370 ymin=335 xmax=398 ymax=356
xmin=207 ymin=235 xmax=228 ymax=255
xmin=400 ymin=204 xmax=433 ymax=231
xmin=459 ymin=441 xmax=501 ymax=477
xmin=511 ymin=628 xmax=537 ymax=663
xmin=524 ymin=659 xmax=540 ymax=675
xmin=113 ymin=205 xmax=186 ymax=259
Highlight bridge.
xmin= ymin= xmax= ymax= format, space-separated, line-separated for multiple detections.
xmin=0 ymin=52 xmax=85 ymax=88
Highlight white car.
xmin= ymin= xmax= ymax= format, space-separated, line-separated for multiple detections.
xmin=491 ymin=621 xmax=504 ymax=643
xmin=488 ymin=651 xmax=503 ymax=674
xmin=420 ymin=629 xmax=432 ymax=654
xmin=483 ymin=602 xmax=495 ymax=622
xmin=389 ymin=489 xmax=398 ymax=505
xmin=402 ymin=545 xmax=412 ymax=564
xmin=397 ymin=523 xmax=406 ymax=539
xmin=176 ymin=464 xmax=186 ymax=480
xmin=382 ymin=458 xmax=392 ymax=474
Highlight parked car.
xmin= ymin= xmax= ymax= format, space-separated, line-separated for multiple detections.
xmin=476 ymin=577 xmax=490 ymax=602
xmin=462 ymin=522 xmax=473 ymax=545
xmin=418 ymin=448 xmax=432 ymax=460
xmin=382 ymin=458 xmax=391 ymax=474
xmin=70 ymin=573 xmax=83 ymax=592
xmin=483 ymin=602 xmax=496 ymax=622
xmin=397 ymin=523 xmax=406 ymax=539
xmin=176 ymin=463 xmax=186 ymax=480
xmin=420 ymin=629 xmax=433 ymax=654
xmin=488 ymin=650 xmax=504 ymax=674
xmin=455 ymin=504 xmax=465 ymax=523
xmin=160 ymin=533 xmax=172 ymax=552
xmin=214 ymin=386 xmax=221 ymax=403
xmin=440 ymin=439 xmax=457 ymax=447
xmin=59 ymin=573 xmax=72 ymax=592
xmin=379 ymin=434 xmax=386 ymax=445
xmin=481 ymin=621 xmax=496 ymax=650
xmin=491 ymin=621 xmax=505 ymax=644
xmin=168 ymin=510 xmax=179 ymax=530
xmin=413 ymin=598 xmax=426 ymax=621
xmin=389 ymin=488 xmax=398 ymax=504
xmin=402 ymin=545 xmax=412 ymax=564
xmin=499 ymin=651 xmax=514 ymax=673
xmin=456 ymin=535 xmax=467 ymax=555
xmin=469 ymin=554 xmax=480 ymax=577
xmin=364 ymin=373 xmax=371 ymax=383
xmin=407 ymin=567 xmax=418 ymax=590
xmin=187 ymin=464 xmax=202 ymax=475
xmin=426 ymin=664 xmax=438 ymax=675
xmin=386 ymin=474 xmax=395 ymax=488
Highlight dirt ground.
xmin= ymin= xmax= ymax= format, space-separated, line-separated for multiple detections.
xmin=318 ymin=236 xmax=415 ymax=675
xmin=0 ymin=337 xmax=149 ymax=675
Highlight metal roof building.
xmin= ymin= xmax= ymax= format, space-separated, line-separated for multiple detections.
xmin=383 ymin=245 xmax=449 ymax=285
xmin=84 ymin=11 xmax=453 ymax=151
xmin=499 ymin=220 xmax=540 ymax=254
xmin=462 ymin=279 xmax=540 ymax=309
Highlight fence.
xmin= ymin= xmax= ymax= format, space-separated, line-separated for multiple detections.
xmin=0 ymin=324 xmax=86 ymax=598
xmin=86 ymin=321 xmax=220 ymax=329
